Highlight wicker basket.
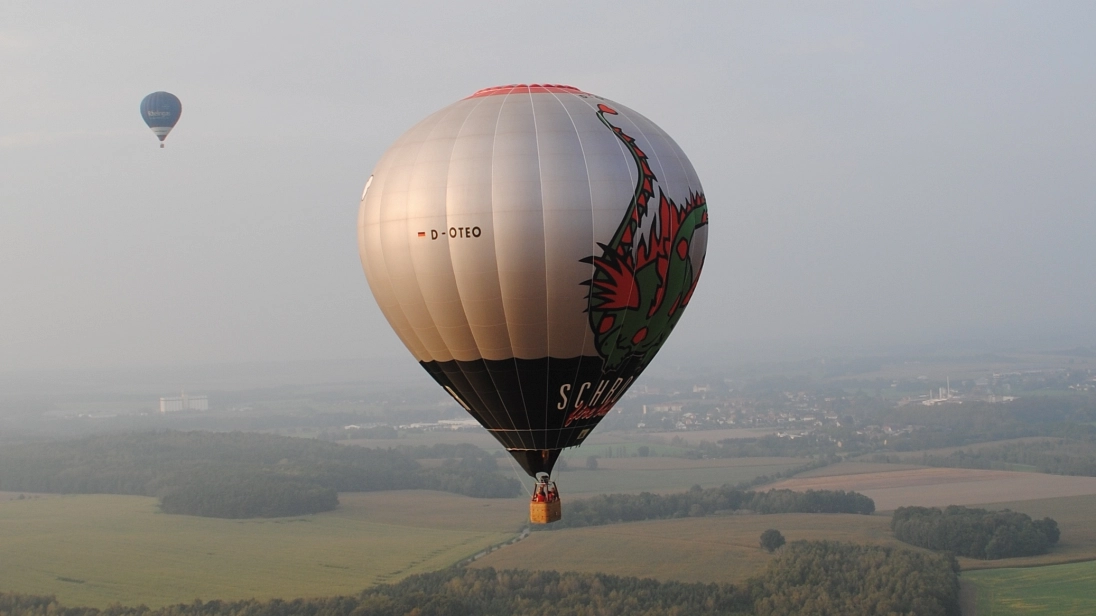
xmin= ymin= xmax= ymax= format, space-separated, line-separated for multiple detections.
xmin=530 ymin=500 xmax=562 ymax=524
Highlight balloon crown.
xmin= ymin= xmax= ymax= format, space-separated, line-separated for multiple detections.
xmin=468 ymin=84 xmax=584 ymax=98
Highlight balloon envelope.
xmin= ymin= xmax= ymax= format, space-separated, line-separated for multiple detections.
xmin=140 ymin=91 xmax=182 ymax=143
xmin=358 ymin=84 xmax=708 ymax=476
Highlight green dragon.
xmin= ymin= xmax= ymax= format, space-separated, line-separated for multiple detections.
xmin=571 ymin=103 xmax=707 ymax=422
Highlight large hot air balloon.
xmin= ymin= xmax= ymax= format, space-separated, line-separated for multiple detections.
xmin=358 ymin=84 xmax=707 ymax=520
xmin=140 ymin=91 xmax=182 ymax=148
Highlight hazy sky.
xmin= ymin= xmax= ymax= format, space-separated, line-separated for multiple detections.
xmin=3 ymin=2 xmax=1095 ymax=373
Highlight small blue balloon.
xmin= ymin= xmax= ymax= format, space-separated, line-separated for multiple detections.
xmin=140 ymin=92 xmax=182 ymax=147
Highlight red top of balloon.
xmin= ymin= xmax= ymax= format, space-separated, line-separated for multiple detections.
xmin=467 ymin=84 xmax=585 ymax=98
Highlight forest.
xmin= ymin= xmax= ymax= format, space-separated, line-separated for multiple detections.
xmin=0 ymin=432 xmax=521 ymax=518
xmin=0 ymin=540 xmax=959 ymax=616
xmin=548 ymin=484 xmax=874 ymax=529
xmin=891 ymin=505 xmax=1060 ymax=559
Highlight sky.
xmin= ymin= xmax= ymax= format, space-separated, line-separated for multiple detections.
xmin=2 ymin=1 xmax=1095 ymax=374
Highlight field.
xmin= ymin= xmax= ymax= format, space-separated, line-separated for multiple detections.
xmin=472 ymin=464 xmax=1096 ymax=586
xmin=0 ymin=455 xmax=799 ymax=608
xmin=964 ymin=560 xmax=1096 ymax=615
xmin=765 ymin=463 xmax=1096 ymax=511
xmin=769 ymin=464 xmax=1096 ymax=569
xmin=638 ymin=427 xmax=777 ymax=445
xmin=0 ymin=492 xmax=518 ymax=608
xmin=956 ymin=494 xmax=1096 ymax=570
xmin=470 ymin=512 xmax=902 ymax=584
xmin=552 ymin=456 xmax=805 ymax=496
xmin=5 ymin=442 xmax=1096 ymax=610
xmin=852 ymin=437 xmax=1063 ymax=462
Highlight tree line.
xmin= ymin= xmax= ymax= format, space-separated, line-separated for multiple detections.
xmin=891 ymin=505 xmax=1060 ymax=559
xmin=0 ymin=540 xmax=959 ymax=616
xmin=0 ymin=432 xmax=521 ymax=518
xmin=695 ymin=434 xmax=842 ymax=458
xmin=872 ymin=438 xmax=1096 ymax=477
xmin=547 ymin=484 xmax=874 ymax=529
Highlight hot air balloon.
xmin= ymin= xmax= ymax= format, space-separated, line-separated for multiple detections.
xmin=358 ymin=84 xmax=708 ymax=522
xmin=140 ymin=91 xmax=182 ymax=148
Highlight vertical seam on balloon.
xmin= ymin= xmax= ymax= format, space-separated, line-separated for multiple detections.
xmin=416 ymin=102 xmax=467 ymax=361
xmin=601 ymin=108 xmax=644 ymax=377
xmin=615 ymin=111 xmax=667 ymax=359
xmin=444 ymin=95 xmax=516 ymax=442
xmin=577 ymin=96 xmax=642 ymax=427
xmin=550 ymin=92 xmax=595 ymax=455
xmin=488 ymin=87 xmax=533 ymax=450
xmin=370 ymin=137 xmax=430 ymax=362
xmin=620 ymin=115 xmax=686 ymax=360
xmin=531 ymin=89 xmax=551 ymax=452
xmin=360 ymin=193 xmax=426 ymax=362
xmin=376 ymin=106 xmax=461 ymax=365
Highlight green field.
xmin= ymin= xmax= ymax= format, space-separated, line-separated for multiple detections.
xmin=0 ymin=492 xmax=517 ymax=608
xmin=7 ymin=436 xmax=1094 ymax=611
xmin=965 ymin=561 xmax=1096 ymax=615
xmin=0 ymin=445 xmax=808 ymax=608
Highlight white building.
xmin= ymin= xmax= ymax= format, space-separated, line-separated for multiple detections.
xmin=159 ymin=393 xmax=209 ymax=413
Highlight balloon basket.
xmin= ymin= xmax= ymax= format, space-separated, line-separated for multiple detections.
xmin=530 ymin=499 xmax=561 ymax=524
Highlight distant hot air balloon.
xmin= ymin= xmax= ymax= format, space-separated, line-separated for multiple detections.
xmin=358 ymin=84 xmax=708 ymax=522
xmin=140 ymin=91 xmax=182 ymax=148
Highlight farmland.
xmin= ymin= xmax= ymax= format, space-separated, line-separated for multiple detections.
xmin=553 ymin=456 xmax=805 ymax=496
xmin=4 ymin=433 xmax=1096 ymax=610
xmin=957 ymin=494 xmax=1096 ymax=570
xmin=766 ymin=463 xmax=1096 ymax=511
xmin=470 ymin=512 xmax=903 ymax=584
xmin=964 ymin=560 xmax=1096 ymax=615
xmin=474 ymin=464 xmax=1096 ymax=584
xmin=0 ymin=456 xmax=802 ymax=608
xmin=0 ymin=492 xmax=516 ymax=608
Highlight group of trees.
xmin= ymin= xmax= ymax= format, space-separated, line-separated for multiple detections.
xmin=0 ymin=540 xmax=960 ymax=616
xmin=549 ymin=485 xmax=874 ymax=529
xmin=0 ymin=432 xmax=521 ymax=518
xmin=891 ymin=505 xmax=1060 ymax=559
xmin=748 ymin=540 xmax=960 ymax=616
xmin=759 ymin=529 xmax=785 ymax=552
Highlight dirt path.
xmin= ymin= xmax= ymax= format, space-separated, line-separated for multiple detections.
xmin=959 ymin=578 xmax=978 ymax=616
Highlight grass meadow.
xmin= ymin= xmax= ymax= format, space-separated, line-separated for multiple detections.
xmin=769 ymin=464 xmax=1096 ymax=569
xmin=470 ymin=512 xmax=903 ymax=584
xmin=0 ymin=492 xmax=516 ymax=608
xmin=964 ymin=560 xmax=1096 ymax=615
xmin=4 ymin=445 xmax=1096 ymax=610
xmin=0 ymin=455 xmax=795 ymax=608
xmin=474 ymin=469 xmax=1096 ymax=586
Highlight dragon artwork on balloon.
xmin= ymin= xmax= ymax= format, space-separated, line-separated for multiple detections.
xmin=566 ymin=103 xmax=708 ymax=428
xmin=359 ymin=84 xmax=708 ymax=481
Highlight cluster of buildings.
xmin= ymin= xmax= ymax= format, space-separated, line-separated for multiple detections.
xmin=158 ymin=392 xmax=209 ymax=413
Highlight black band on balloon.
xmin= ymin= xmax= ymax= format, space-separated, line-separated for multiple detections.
xmin=420 ymin=355 xmax=643 ymax=454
